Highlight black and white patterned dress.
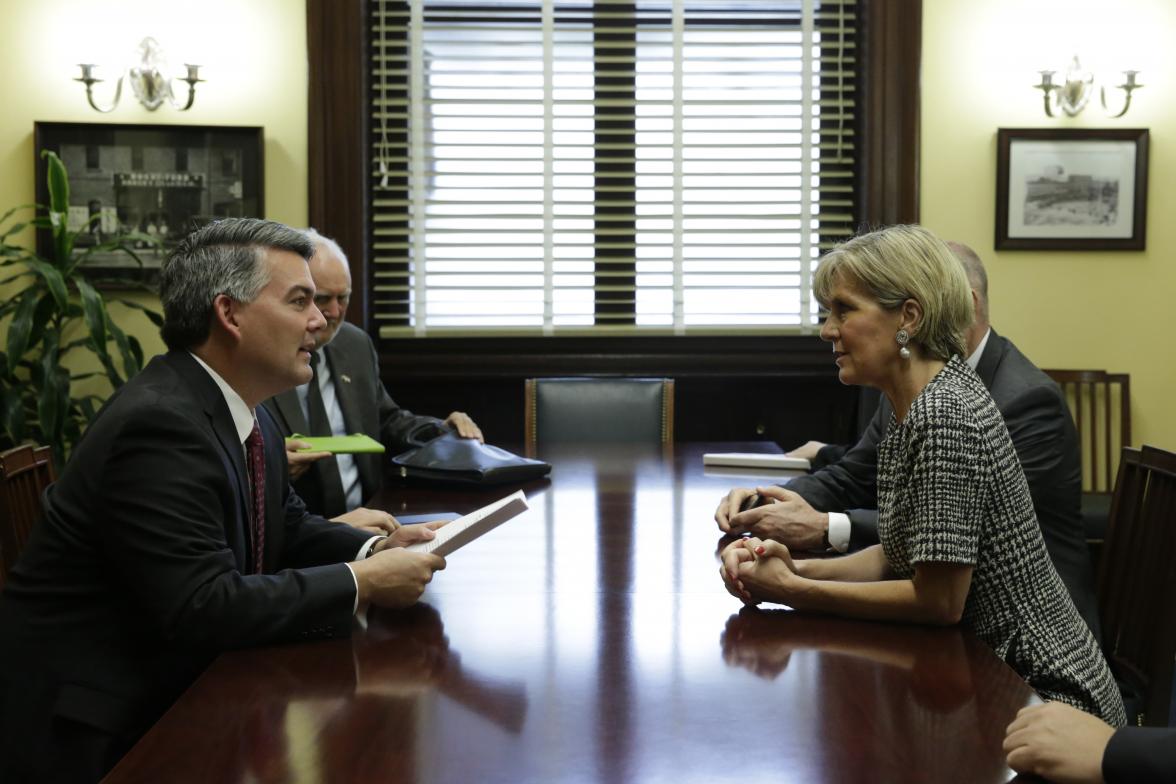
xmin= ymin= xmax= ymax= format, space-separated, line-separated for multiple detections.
xmin=877 ymin=356 xmax=1125 ymax=726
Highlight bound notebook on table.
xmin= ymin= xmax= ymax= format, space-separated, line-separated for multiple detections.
xmin=405 ymin=490 xmax=528 ymax=557
xmin=286 ymin=434 xmax=386 ymax=454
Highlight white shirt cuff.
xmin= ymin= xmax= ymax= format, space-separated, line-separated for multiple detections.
xmin=345 ymin=535 xmax=385 ymax=614
xmin=826 ymin=512 xmax=850 ymax=553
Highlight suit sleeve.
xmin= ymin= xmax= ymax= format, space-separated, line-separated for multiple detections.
xmin=276 ymin=453 xmax=371 ymax=570
xmin=367 ymin=332 xmax=447 ymax=452
xmin=786 ymin=402 xmax=885 ymax=516
xmin=998 ymin=380 xmax=1101 ymax=639
xmin=1103 ymin=727 xmax=1176 ymax=783
xmin=1000 ymin=383 xmax=1080 ymax=507
xmin=846 ymin=509 xmax=880 ymax=548
xmin=811 ymin=443 xmax=849 ymax=471
xmin=99 ymin=405 xmax=362 ymax=649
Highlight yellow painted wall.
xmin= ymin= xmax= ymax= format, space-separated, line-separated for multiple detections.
xmin=922 ymin=0 xmax=1176 ymax=451
xmin=6 ymin=0 xmax=1170 ymax=450
xmin=0 ymin=0 xmax=307 ymax=361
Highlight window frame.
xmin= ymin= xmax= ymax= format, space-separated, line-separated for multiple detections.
xmin=306 ymin=0 xmax=920 ymax=375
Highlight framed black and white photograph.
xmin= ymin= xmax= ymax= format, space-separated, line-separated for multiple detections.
xmin=995 ymin=127 xmax=1148 ymax=251
xmin=33 ymin=122 xmax=264 ymax=285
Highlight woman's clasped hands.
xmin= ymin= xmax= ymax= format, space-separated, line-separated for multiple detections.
xmin=719 ymin=536 xmax=804 ymax=607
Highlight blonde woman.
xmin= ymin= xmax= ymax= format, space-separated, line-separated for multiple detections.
xmin=720 ymin=225 xmax=1124 ymax=725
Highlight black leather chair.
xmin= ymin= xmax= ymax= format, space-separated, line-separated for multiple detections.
xmin=1097 ymin=445 xmax=1176 ymax=726
xmin=524 ymin=377 xmax=674 ymax=450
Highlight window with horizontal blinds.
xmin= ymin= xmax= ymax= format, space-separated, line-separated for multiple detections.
xmin=369 ymin=0 xmax=857 ymax=337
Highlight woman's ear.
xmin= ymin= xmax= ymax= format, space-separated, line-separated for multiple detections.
xmin=899 ymin=297 xmax=923 ymax=337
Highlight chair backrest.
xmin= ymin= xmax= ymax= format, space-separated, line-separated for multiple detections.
xmin=1097 ymin=445 xmax=1176 ymax=726
xmin=1043 ymin=369 xmax=1131 ymax=494
xmin=524 ymin=377 xmax=674 ymax=449
xmin=0 ymin=444 xmax=57 ymax=586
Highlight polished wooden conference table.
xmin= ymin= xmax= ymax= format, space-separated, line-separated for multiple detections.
xmin=104 ymin=442 xmax=1039 ymax=783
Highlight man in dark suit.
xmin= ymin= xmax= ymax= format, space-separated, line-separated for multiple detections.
xmin=263 ymin=230 xmax=483 ymax=518
xmin=714 ymin=241 xmax=1100 ymax=639
xmin=0 ymin=218 xmax=446 ymax=782
xmin=1005 ymin=701 xmax=1175 ymax=783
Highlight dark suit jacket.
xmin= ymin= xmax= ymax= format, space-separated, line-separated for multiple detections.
xmin=262 ymin=322 xmax=445 ymax=517
xmin=786 ymin=330 xmax=1099 ymax=639
xmin=0 ymin=351 xmax=371 ymax=782
xmin=1103 ymin=726 xmax=1176 ymax=783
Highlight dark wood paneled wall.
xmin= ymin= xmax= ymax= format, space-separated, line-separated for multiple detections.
xmin=306 ymin=0 xmax=921 ymax=445
xmin=376 ymin=334 xmax=862 ymax=446
xmin=386 ymin=373 xmax=861 ymax=447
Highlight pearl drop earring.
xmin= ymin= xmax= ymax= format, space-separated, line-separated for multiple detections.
xmin=896 ymin=328 xmax=912 ymax=360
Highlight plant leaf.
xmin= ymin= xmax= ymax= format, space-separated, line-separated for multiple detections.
xmin=117 ymin=298 xmax=165 ymax=327
xmin=0 ymin=383 xmax=27 ymax=447
xmin=29 ymin=294 xmax=57 ymax=351
xmin=108 ymin=321 xmax=136 ymax=383
xmin=0 ymin=203 xmax=35 ymax=230
xmin=26 ymin=257 xmax=69 ymax=312
xmin=35 ymin=331 xmax=69 ymax=458
xmin=42 ymin=150 xmax=69 ymax=214
xmin=5 ymin=293 xmax=39 ymax=375
xmin=41 ymin=150 xmax=73 ymax=266
xmin=127 ymin=333 xmax=144 ymax=370
xmin=0 ymin=221 xmax=28 ymax=241
xmin=0 ymin=269 xmax=34 ymax=287
xmin=74 ymin=275 xmax=109 ymax=359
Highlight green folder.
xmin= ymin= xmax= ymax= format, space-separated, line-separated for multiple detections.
xmin=286 ymin=433 xmax=386 ymax=454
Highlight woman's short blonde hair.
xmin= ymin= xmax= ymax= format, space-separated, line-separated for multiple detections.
xmin=813 ymin=224 xmax=972 ymax=361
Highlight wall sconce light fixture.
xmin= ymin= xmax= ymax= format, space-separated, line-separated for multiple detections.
xmin=1034 ymin=56 xmax=1141 ymax=118
xmin=75 ymin=37 xmax=203 ymax=113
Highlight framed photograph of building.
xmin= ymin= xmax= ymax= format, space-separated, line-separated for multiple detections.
xmin=33 ymin=122 xmax=264 ymax=286
xmin=995 ymin=128 xmax=1148 ymax=251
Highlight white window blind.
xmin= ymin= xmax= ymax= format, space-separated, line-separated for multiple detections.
xmin=370 ymin=0 xmax=856 ymax=337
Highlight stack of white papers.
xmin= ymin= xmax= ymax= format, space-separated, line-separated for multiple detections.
xmin=702 ymin=452 xmax=811 ymax=471
xmin=405 ymin=490 xmax=528 ymax=557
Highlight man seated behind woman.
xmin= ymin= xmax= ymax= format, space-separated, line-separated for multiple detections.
xmin=718 ymin=224 xmax=1124 ymax=726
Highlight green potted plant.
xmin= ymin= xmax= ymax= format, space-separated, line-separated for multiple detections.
xmin=0 ymin=149 xmax=162 ymax=468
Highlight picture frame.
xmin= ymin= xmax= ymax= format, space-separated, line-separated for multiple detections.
xmin=33 ymin=122 xmax=265 ymax=286
xmin=995 ymin=127 xmax=1148 ymax=251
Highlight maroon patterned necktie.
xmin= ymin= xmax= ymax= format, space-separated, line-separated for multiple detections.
xmin=245 ymin=419 xmax=266 ymax=573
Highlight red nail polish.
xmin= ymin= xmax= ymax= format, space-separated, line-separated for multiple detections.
xmin=755 ymin=546 xmax=765 ymax=555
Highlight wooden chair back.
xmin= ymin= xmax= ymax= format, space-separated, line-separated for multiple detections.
xmin=1097 ymin=445 xmax=1176 ymax=726
xmin=1043 ymin=369 xmax=1131 ymax=494
xmin=524 ymin=377 xmax=674 ymax=451
xmin=0 ymin=444 xmax=57 ymax=586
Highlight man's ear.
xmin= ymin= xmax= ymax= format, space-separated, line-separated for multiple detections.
xmin=212 ymin=293 xmax=243 ymax=342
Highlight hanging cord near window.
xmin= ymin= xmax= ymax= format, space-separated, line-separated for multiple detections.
xmin=375 ymin=0 xmax=392 ymax=187
xmin=834 ymin=0 xmax=846 ymax=162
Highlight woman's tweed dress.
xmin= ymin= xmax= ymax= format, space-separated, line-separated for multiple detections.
xmin=877 ymin=356 xmax=1125 ymax=726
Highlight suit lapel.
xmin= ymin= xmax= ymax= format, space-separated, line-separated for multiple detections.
xmin=271 ymin=387 xmax=309 ymax=435
xmin=323 ymin=342 xmax=362 ymax=435
xmin=323 ymin=338 xmax=381 ymax=500
xmin=168 ymin=352 xmax=252 ymax=571
xmin=974 ymin=328 xmax=1006 ymax=389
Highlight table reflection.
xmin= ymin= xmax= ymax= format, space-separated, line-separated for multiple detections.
xmin=720 ymin=607 xmax=1032 ymax=783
